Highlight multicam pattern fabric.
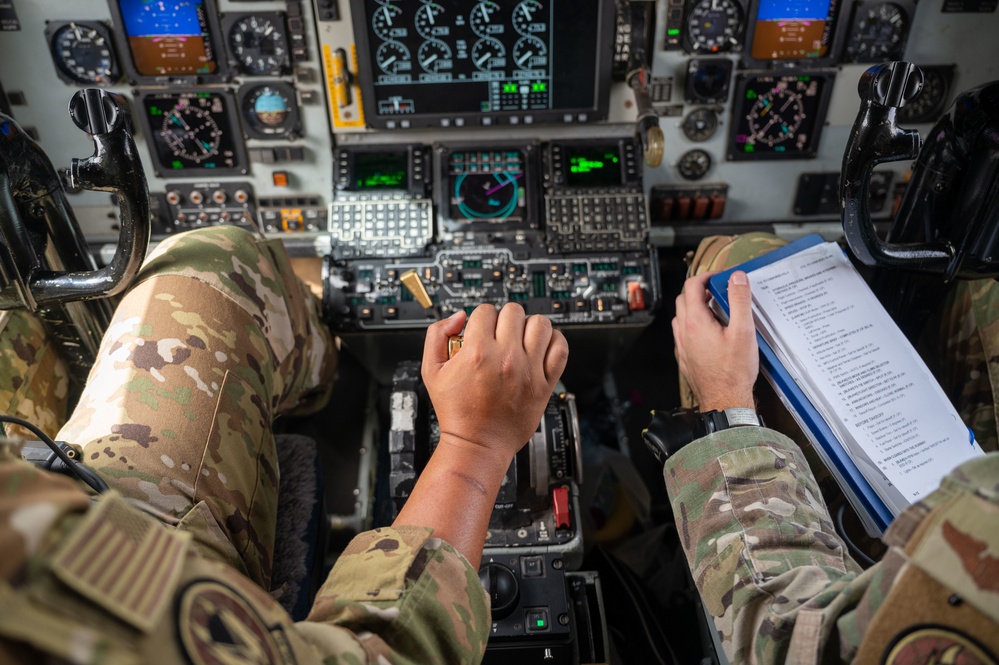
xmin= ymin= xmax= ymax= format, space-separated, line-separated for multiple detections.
xmin=0 ymin=309 xmax=69 ymax=439
xmin=669 ymin=232 xmax=999 ymax=663
xmin=0 ymin=226 xmax=490 ymax=664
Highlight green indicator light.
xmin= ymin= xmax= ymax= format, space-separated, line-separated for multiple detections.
xmin=532 ymin=81 xmax=547 ymax=92
xmin=150 ymin=106 xmax=163 ymax=116
xmin=537 ymin=619 xmax=545 ymax=627
xmin=745 ymin=145 xmax=755 ymax=153
xmin=503 ymin=82 xmax=518 ymax=93
xmin=481 ymin=102 xmax=491 ymax=111
xmin=746 ymin=90 xmax=758 ymax=99
xmin=171 ymin=160 xmax=183 ymax=169
xmin=667 ymin=28 xmax=680 ymax=35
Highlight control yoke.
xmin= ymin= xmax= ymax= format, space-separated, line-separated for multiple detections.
xmin=842 ymin=62 xmax=999 ymax=281
xmin=0 ymin=88 xmax=150 ymax=311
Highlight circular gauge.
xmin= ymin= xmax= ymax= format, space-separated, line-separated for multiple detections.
xmin=455 ymin=172 xmax=522 ymax=221
xmin=239 ymin=82 xmax=300 ymax=139
xmin=898 ymin=66 xmax=951 ymax=123
xmin=418 ymin=40 xmax=453 ymax=73
xmin=471 ymin=37 xmax=506 ymax=72
xmin=846 ymin=2 xmax=908 ymax=62
xmin=513 ymin=0 xmax=546 ymax=35
xmin=682 ymin=108 xmax=718 ymax=141
xmin=227 ymin=14 xmax=290 ymax=76
xmin=415 ymin=3 xmax=448 ymax=39
xmin=470 ymin=1 xmax=503 ymax=38
xmin=48 ymin=21 xmax=118 ymax=86
xmin=376 ymin=41 xmax=412 ymax=75
xmin=678 ymin=149 xmax=712 ymax=180
xmin=747 ymin=86 xmax=805 ymax=148
xmin=372 ymin=3 xmax=404 ymax=41
xmin=686 ymin=0 xmax=744 ymax=53
xmin=513 ymin=36 xmax=547 ymax=70
xmin=160 ymin=103 xmax=224 ymax=165
xmin=686 ymin=58 xmax=733 ymax=103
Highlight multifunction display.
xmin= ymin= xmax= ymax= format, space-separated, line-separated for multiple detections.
xmin=116 ymin=0 xmax=218 ymax=76
xmin=728 ymin=72 xmax=834 ymax=160
xmin=750 ymin=0 xmax=841 ymax=61
xmin=351 ymin=0 xmax=611 ymax=127
xmin=140 ymin=91 xmax=246 ymax=175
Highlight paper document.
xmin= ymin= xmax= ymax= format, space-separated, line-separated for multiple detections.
xmin=748 ymin=242 xmax=983 ymax=509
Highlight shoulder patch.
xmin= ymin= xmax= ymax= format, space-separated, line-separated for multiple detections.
xmin=883 ymin=625 xmax=998 ymax=665
xmin=50 ymin=493 xmax=190 ymax=632
xmin=177 ymin=579 xmax=297 ymax=665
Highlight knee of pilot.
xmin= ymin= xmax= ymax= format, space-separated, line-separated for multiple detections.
xmin=137 ymin=225 xmax=268 ymax=282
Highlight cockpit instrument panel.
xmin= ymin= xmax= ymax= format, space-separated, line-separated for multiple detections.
xmin=222 ymin=12 xmax=290 ymax=76
xmin=349 ymin=0 xmax=614 ymax=129
xmin=45 ymin=21 xmax=120 ymax=86
xmin=742 ymin=0 xmax=844 ymax=67
xmin=441 ymin=145 xmax=536 ymax=232
xmin=237 ymin=82 xmax=300 ymax=140
xmin=110 ymin=0 xmax=224 ymax=81
xmin=683 ymin=0 xmax=746 ymax=54
xmin=728 ymin=72 xmax=834 ymax=160
xmin=843 ymin=0 xmax=914 ymax=63
xmin=139 ymin=91 xmax=247 ymax=176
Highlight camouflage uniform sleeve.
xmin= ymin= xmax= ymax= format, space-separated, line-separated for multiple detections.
xmin=298 ymin=527 xmax=490 ymax=665
xmin=664 ymin=427 xmax=866 ymax=664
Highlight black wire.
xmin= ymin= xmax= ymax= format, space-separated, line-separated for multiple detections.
xmin=0 ymin=414 xmax=109 ymax=494
xmin=835 ymin=503 xmax=876 ymax=568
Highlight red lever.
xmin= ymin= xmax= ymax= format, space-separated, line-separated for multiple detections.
xmin=552 ymin=487 xmax=570 ymax=530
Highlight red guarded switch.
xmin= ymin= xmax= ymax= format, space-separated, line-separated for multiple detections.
xmin=552 ymin=486 xmax=570 ymax=530
xmin=627 ymin=281 xmax=646 ymax=311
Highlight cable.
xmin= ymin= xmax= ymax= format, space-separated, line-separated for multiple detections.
xmin=0 ymin=414 xmax=109 ymax=494
xmin=835 ymin=503 xmax=876 ymax=568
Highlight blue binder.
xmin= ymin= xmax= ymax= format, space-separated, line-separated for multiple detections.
xmin=706 ymin=234 xmax=894 ymax=535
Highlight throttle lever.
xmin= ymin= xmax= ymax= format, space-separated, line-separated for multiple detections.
xmin=841 ymin=62 xmax=954 ymax=272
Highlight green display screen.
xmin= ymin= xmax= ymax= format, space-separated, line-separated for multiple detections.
xmin=566 ymin=146 xmax=622 ymax=187
xmin=355 ymin=151 xmax=407 ymax=189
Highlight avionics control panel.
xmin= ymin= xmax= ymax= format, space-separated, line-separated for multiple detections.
xmin=323 ymin=136 xmax=656 ymax=329
xmin=323 ymin=248 xmax=658 ymax=331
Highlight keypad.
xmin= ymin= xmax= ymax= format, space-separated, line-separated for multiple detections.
xmin=330 ymin=194 xmax=432 ymax=258
xmin=545 ymin=193 xmax=648 ymax=252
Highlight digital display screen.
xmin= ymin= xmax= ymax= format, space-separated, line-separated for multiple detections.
xmin=354 ymin=152 xmax=408 ymax=189
xmin=142 ymin=92 xmax=243 ymax=173
xmin=729 ymin=73 xmax=832 ymax=160
xmin=565 ymin=146 xmax=622 ymax=187
xmin=751 ymin=0 xmax=840 ymax=60
xmin=118 ymin=0 xmax=217 ymax=76
xmin=448 ymin=149 xmax=527 ymax=224
xmin=353 ymin=0 xmax=608 ymax=126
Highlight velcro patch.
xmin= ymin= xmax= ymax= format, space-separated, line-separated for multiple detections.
xmin=50 ymin=493 xmax=190 ymax=632
xmin=178 ymin=579 xmax=296 ymax=665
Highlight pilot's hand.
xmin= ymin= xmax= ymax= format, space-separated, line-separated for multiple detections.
xmin=673 ymin=271 xmax=758 ymax=412
xmin=422 ymin=304 xmax=568 ymax=462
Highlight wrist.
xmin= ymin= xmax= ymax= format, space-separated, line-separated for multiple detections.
xmin=435 ymin=432 xmax=514 ymax=476
xmin=697 ymin=391 xmax=755 ymax=413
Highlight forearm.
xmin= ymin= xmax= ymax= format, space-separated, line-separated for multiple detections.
xmin=394 ymin=433 xmax=513 ymax=570
xmin=665 ymin=427 xmax=863 ymax=663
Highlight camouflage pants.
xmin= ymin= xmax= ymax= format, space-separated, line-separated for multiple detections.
xmin=682 ymin=232 xmax=999 ymax=454
xmin=0 ymin=226 xmax=337 ymax=590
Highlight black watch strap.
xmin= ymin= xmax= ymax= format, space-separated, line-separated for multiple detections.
xmin=644 ymin=407 xmax=765 ymax=467
xmin=699 ymin=407 xmax=764 ymax=435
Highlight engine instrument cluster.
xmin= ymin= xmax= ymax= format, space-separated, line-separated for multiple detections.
xmin=349 ymin=0 xmax=615 ymax=129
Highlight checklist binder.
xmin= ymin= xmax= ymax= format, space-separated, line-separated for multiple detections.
xmin=706 ymin=234 xmax=894 ymax=536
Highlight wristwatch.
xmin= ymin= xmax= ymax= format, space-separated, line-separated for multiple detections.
xmin=643 ymin=407 xmax=764 ymax=466
xmin=698 ymin=407 xmax=764 ymax=435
